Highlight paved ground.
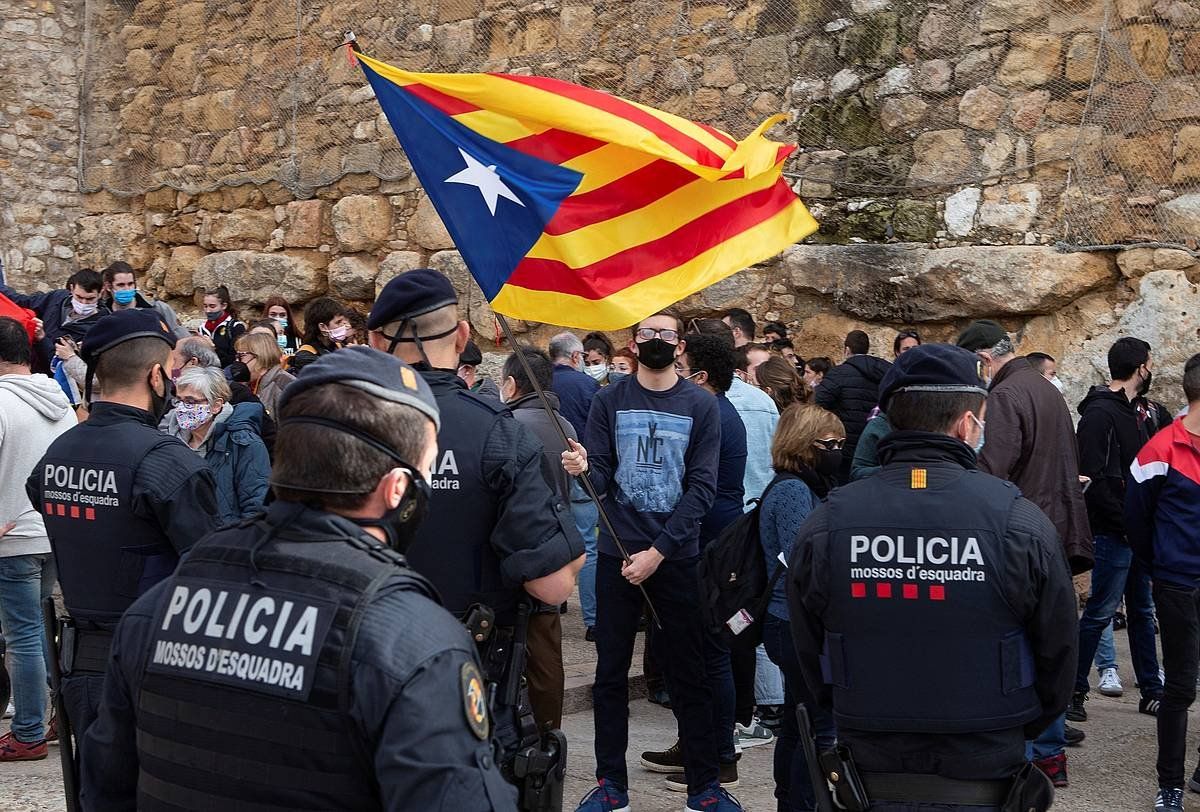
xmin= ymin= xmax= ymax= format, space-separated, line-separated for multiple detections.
xmin=0 ymin=602 xmax=1188 ymax=811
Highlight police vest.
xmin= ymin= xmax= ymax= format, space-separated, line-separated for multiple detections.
xmin=134 ymin=511 xmax=437 ymax=811
xmin=408 ymin=375 xmax=512 ymax=619
xmin=822 ymin=468 xmax=1041 ymax=734
xmin=39 ymin=421 xmax=181 ymax=628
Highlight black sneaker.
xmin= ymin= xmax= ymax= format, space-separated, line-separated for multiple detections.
xmin=585 ymin=626 xmax=596 ymax=642
xmin=640 ymin=740 xmax=685 ymax=773
xmin=665 ymin=761 xmax=739 ymax=792
xmin=1141 ymin=696 xmax=1162 ymax=717
xmin=1064 ymin=723 xmax=1085 ymax=747
xmin=1187 ymin=765 xmax=1200 ymax=794
xmin=758 ymin=704 xmax=785 ymax=731
xmin=1066 ymin=691 xmax=1088 ymax=722
xmin=1155 ymin=787 xmax=1185 ymax=811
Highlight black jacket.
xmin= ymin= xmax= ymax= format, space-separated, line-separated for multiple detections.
xmin=814 ymin=354 xmax=893 ymax=482
xmin=507 ymin=391 xmax=577 ymax=504
xmin=1076 ymin=386 xmax=1170 ymax=539
xmin=788 ymin=432 xmax=1077 ymax=778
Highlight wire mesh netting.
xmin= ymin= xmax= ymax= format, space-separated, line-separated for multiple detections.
xmin=79 ymin=0 xmax=1200 ymax=250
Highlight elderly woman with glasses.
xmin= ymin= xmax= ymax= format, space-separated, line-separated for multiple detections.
xmin=233 ymin=331 xmax=295 ymax=420
xmin=165 ymin=365 xmax=270 ymax=524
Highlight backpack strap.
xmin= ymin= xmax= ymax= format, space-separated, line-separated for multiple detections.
xmin=752 ymin=472 xmax=806 ymax=619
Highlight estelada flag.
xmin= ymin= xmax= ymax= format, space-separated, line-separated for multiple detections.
xmin=355 ymin=51 xmax=818 ymax=330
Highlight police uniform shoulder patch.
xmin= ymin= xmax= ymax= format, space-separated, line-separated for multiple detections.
xmin=911 ymin=468 xmax=927 ymax=489
xmin=460 ymin=661 xmax=489 ymax=740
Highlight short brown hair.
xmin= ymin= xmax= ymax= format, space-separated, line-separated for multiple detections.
xmin=772 ymin=404 xmax=845 ymax=474
xmin=95 ymin=337 xmax=172 ymax=392
xmin=236 ymin=330 xmax=283 ymax=371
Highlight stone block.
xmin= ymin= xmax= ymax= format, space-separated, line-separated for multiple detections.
xmin=1065 ymin=34 xmax=1099 ymax=84
xmin=284 ymin=200 xmax=328 ymax=248
xmin=1104 ymin=131 xmax=1173 ymax=184
xmin=1159 ymin=192 xmax=1200 ymax=235
xmin=917 ymin=12 xmax=958 ymax=55
xmin=1128 ymin=24 xmax=1169 ymax=81
xmin=1173 ymin=126 xmax=1200 ymax=184
xmin=328 ymin=255 xmax=379 ymax=301
xmin=1153 ymin=78 xmax=1200 ymax=122
xmin=998 ymin=34 xmax=1063 ymax=88
xmin=192 ymin=250 xmax=328 ymax=305
xmin=438 ymin=0 xmax=482 ymax=22
xmin=1010 ymin=90 xmax=1051 ymax=132
xmin=144 ymin=187 xmax=177 ymax=212
xmin=165 ymin=245 xmax=210 ymax=296
xmin=978 ymin=183 xmax=1042 ymax=231
xmin=153 ymin=213 xmax=200 ymax=245
xmin=958 ymin=86 xmax=1007 ymax=130
xmin=206 ymin=209 xmax=275 ymax=250
xmin=742 ymin=34 xmax=790 ymax=87
xmin=908 ymin=130 xmax=971 ymax=185
xmin=332 ymin=195 xmax=393 ymax=252
xmin=76 ymin=214 xmax=152 ymax=270
xmin=560 ymin=5 xmax=595 ymax=53
xmin=980 ymin=0 xmax=1045 ymax=33
xmin=916 ymin=59 xmax=952 ymax=93
xmin=879 ymin=96 xmax=928 ymax=131
xmin=702 ymin=55 xmax=738 ymax=88
xmin=408 ymin=195 xmax=455 ymax=250
xmin=944 ymin=187 xmax=981 ymax=237
xmin=377 ymin=251 xmax=424 ymax=298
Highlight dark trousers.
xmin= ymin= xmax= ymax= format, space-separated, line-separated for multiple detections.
xmin=1074 ymin=534 xmax=1161 ymax=698
xmin=702 ymin=626 xmax=736 ymax=762
xmin=730 ymin=632 xmax=757 ymax=726
xmin=869 ymin=805 xmax=1000 ymax=811
xmin=763 ymin=615 xmax=836 ymax=812
xmin=593 ymin=553 xmax=718 ymax=794
xmin=1154 ymin=581 xmax=1200 ymax=789
xmin=60 ymin=673 xmax=104 ymax=749
xmin=525 ymin=611 xmax=564 ymax=732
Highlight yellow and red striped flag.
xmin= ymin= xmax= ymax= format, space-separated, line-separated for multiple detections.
xmin=357 ymin=51 xmax=818 ymax=330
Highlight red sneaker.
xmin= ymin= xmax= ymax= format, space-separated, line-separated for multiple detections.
xmin=0 ymin=730 xmax=48 ymax=761
xmin=45 ymin=714 xmax=59 ymax=745
xmin=1033 ymin=752 xmax=1068 ymax=788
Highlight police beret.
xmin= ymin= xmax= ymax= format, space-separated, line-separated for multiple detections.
xmin=954 ymin=319 xmax=1009 ymax=352
xmin=366 ymin=268 xmax=458 ymax=331
xmin=80 ymin=308 xmax=176 ymax=365
xmin=878 ymin=343 xmax=988 ymax=410
xmin=278 ymin=345 xmax=440 ymax=430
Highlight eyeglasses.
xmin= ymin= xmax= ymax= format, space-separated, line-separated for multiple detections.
xmin=635 ymin=327 xmax=680 ymax=343
xmin=234 ymin=352 xmax=256 ymax=361
xmin=673 ymin=365 xmax=693 ymax=375
xmin=813 ymin=438 xmax=845 ymax=451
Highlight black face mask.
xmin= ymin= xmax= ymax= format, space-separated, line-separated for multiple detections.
xmin=352 ymin=469 xmax=432 ymax=553
xmin=813 ymin=448 xmax=843 ymax=478
xmin=148 ymin=367 xmax=174 ymax=422
xmin=1139 ymin=368 xmax=1153 ymax=397
xmin=636 ymin=338 xmax=677 ymax=371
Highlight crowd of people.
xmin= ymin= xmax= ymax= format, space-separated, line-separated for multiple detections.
xmin=0 ymin=262 xmax=1199 ymax=812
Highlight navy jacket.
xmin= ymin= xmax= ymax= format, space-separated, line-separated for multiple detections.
xmin=814 ymin=354 xmax=893 ymax=482
xmin=551 ymin=363 xmax=600 ymax=438
xmin=0 ymin=284 xmax=108 ymax=373
xmin=1127 ymin=418 xmax=1200 ymax=588
xmin=166 ymin=401 xmax=270 ymax=525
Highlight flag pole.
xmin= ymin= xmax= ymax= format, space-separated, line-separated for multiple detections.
xmin=493 ymin=312 xmax=662 ymax=630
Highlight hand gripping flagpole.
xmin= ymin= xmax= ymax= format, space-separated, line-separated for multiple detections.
xmin=493 ymin=312 xmax=662 ymax=631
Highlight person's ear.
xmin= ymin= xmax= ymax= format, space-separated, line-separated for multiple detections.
xmin=676 ymin=338 xmax=687 ymax=358
xmin=628 ymin=338 xmax=638 ymax=353
xmin=454 ymin=321 xmax=470 ymax=354
xmin=386 ymin=468 xmax=409 ymax=510
xmin=952 ymin=411 xmax=973 ymax=442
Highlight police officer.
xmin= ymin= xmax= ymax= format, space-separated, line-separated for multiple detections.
xmin=788 ymin=344 xmax=1077 ymax=812
xmin=26 ymin=309 xmax=219 ymax=740
xmin=367 ymin=270 xmax=584 ymax=805
xmin=80 ymin=346 xmax=517 ymax=811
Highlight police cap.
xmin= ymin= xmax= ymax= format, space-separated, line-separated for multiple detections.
xmin=367 ymin=268 xmax=458 ymax=331
xmin=81 ymin=308 xmax=176 ymax=365
xmin=279 ymin=345 xmax=440 ymax=430
xmin=878 ymin=343 xmax=988 ymax=410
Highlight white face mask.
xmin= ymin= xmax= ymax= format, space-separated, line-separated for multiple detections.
xmin=71 ymin=297 xmax=98 ymax=316
xmin=327 ymin=324 xmax=350 ymax=342
xmin=583 ymin=363 xmax=607 ymax=381
xmin=1051 ymin=376 xmax=1065 ymax=394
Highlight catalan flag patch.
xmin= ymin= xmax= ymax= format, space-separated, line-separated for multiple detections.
xmin=911 ymin=468 xmax=928 ymax=489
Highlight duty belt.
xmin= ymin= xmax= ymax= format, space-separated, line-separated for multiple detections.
xmin=63 ymin=626 xmax=113 ymax=676
xmin=863 ymin=772 xmax=1011 ymax=806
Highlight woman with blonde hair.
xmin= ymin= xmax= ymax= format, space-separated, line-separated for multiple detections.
xmin=756 ymin=355 xmax=810 ymax=413
xmin=758 ymin=404 xmax=845 ymax=811
xmin=233 ymin=330 xmax=295 ymax=420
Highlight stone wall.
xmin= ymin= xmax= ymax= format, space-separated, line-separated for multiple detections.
xmin=6 ymin=0 xmax=1200 ymax=414
xmin=0 ymin=0 xmax=83 ymax=290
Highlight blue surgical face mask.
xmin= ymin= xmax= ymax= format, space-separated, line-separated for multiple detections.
xmin=276 ymin=333 xmax=288 ymax=349
xmin=113 ymin=288 xmax=137 ymax=306
xmin=607 ymin=371 xmax=630 ymax=385
xmin=274 ymin=316 xmax=288 ymax=329
xmin=969 ymin=412 xmax=986 ymax=454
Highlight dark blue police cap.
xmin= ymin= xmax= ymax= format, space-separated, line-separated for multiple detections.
xmin=366 ymin=268 xmax=458 ymax=331
xmin=80 ymin=308 xmax=176 ymax=365
xmin=878 ymin=343 xmax=988 ymax=411
xmin=278 ymin=345 xmax=440 ymax=430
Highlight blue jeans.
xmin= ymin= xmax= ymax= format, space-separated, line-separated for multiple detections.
xmin=1027 ymin=713 xmax=1066 ymax=761
xmin=763 ymin=614 xmax=836 ymax=812
xmin=570 ymin=483 xmax=598 ymax=628
xmin=1074 ymin=534 xmax=1162 ymax=697
xmin=592 ymin=553 xmax=717 ymax=794
xmin=755 ymin=643 xmax=785 ymax=706
xmin=0 ymin=554 xmax=49 ymax=743
xmin=1095 ymin=622 xmax=1117 ymax=671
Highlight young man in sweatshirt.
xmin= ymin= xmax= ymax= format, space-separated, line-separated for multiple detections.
xmin=1071 ymin=337 xmax=1170 ymax=723
xmin=1126 ymin=353 xmax=1200 ymax=812
xmin=0 ymin=316 xmax=77 ymax=760
xmin=562 ymin=312 xmax=741 ymax=812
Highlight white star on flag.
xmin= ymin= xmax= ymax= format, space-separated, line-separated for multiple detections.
xmin=444 ymin=147 xmax=526 ymax=216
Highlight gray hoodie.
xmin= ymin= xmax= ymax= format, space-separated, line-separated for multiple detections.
xmin=0 ymin=373 xmax=76 ymax=557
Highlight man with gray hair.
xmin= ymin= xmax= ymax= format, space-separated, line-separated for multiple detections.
xmin=549 ymin=331 xmax=600 ymax=439
xmin=166 ymin=335 xmax=278 ymax=451
xmin=956 ymin=318 xmax=1093 ymax=789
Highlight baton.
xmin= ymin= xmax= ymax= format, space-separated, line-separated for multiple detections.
xmin=43 ymin=597 xmax=80 ymax=812
xmin=798 ymin=704 xmax=836 ymax=812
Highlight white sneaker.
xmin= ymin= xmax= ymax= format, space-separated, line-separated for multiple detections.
xmin=734 ymin=719 xmax=775 ymax=749
xmin=1098 ymin=667 xmax=1123 ymax=696
xmin=2 ymin=700 xmax=12 ymax=719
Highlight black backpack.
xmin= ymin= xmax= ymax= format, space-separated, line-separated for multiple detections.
xmin=698 ymin=473 xmax=799 ymax=646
